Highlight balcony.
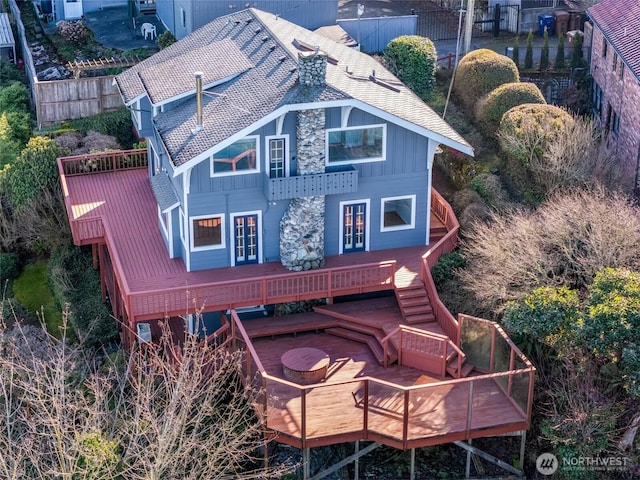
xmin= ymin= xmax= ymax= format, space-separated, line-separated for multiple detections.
xmin=264 ymin=167 xmax=358 ymax=201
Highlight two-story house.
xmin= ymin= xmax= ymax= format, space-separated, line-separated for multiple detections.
xmin=587 ymin=0 xmax=640 ymax=195
xmin=58 ymin=9 xmax=534 ymax=476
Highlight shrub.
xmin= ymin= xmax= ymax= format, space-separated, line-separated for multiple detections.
xmin=0 ymin=60 xmax=26 ymax=88
xmin=475 ymin=82 xmax=545 ymax=132
xmin=555 ymin=34 xmax=566 ymax=69
xmin=498 ymin=103 xmax=573 ymax=165
xmin=0 ymin=252 xmax=20 ymax=281
xmin=458 ymin=187 xmax=640 ymax=313
xmin=3 ymin=136 xmax=68 ymax=210
xmin=67 ymin=109 xmax=136 ymax=148
xmin=431 ymin=251 xmax=466 ymax=286
xmin=524 ymin=29 xmax=533 ymax=69
xmin=47 ymin=244 xmax=117 ymax=348
xmin=156 ymin=30 xmax=177 ymax=49
xmin=570 ymin=31 xmax=586 ymax=68
xmin=56 ymin=20 xmax=90 ymax=44
xmin=453 ymin=49 xmax=519 ymax=112
xmin=511 ymin=36 xmax=519 ymax=67
xmin=0 ymin=83 xmax=30 ymax=112
xmin=540 ymin=27 xmax=549 ymax=70
xmin=384 ymin=35 xmax=437 ymax=97
xmin=469 ymin=172 xmax=511 ymax=208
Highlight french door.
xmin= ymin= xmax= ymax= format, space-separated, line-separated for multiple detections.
xmin=342 ymin=202 xmax=366 ymax=253
xmin=233 ymin=214 xmax=258 ymax=265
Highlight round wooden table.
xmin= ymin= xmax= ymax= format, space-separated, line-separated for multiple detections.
xmin=281 ymin=347 xmax=330 ymax=384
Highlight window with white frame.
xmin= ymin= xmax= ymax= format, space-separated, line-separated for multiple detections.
xmin=267 ymin=136 xmax=287 ymax=178
xmin=179 ymin=208 xmax=185 ymax=243
xmin=380 ymin=195 xmax=415 ymax=231
xmin=190 ymin=214 xmax=225 ymax=250
xmin=158 ymin=206 xmax=170 ymax=237
xmin=211 ymin=137 xmax=259 ymax=176
xmin=327 ymin=125 xmax=385 ymax=165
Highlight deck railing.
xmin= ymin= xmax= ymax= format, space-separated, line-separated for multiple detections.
xmin=228 ymin=309 xmax=535 ymax=450
xmin=58 ymin=148 xmax=148 ymax=176
xmin=421 ymin=188 xmax=461 ymax=345
xmin=459 ymin=314 xmax=536 ymax=419
xmin=126 ymin=261 xmax=396 ymax=321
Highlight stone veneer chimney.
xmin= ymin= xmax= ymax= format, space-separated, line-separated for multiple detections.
xmin=279 ymin=50 xmax=328 ymax=272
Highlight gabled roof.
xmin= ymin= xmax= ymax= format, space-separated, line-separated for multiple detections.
xmin=588 ymin=0 xmax=640 ymax=81
xmin=115 ymin=8 xmax=473 ymax=169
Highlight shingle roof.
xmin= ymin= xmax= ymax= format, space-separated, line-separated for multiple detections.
xmin=139 ymin=39 xmax=253 ymax=105
xmin=149 ymin=172 xmax=179 ymax=211
xmin=588 ymin=0 xmax=640 ymax=81
xmin=115 ymin=8 xmax=472 ymax=168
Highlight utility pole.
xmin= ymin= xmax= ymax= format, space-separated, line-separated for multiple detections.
xmin=464 ymin=0 xmax=475 ymax=54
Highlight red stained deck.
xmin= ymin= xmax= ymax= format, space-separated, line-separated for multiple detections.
xmin=58 ymin=152 xmax=534 ymax=452
xmin=59 ymin=160 xmax=449 ymax=322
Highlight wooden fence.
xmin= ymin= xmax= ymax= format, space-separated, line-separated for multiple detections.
xmin=9 ymin=0 xmax=125 ymax=128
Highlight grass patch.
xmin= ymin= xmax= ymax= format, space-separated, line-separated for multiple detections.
xmin=12 ymin=260 xmax=63 ymax=337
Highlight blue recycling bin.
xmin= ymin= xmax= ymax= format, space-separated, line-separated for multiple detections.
xmin=538 ymin=14 xmax=554 ymax=36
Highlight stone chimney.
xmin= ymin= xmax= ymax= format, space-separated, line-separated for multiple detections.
xmin=298 ymin=50 xmax=327 ymax=87
xmin=278 ymin=50 xmax=329 ymax=273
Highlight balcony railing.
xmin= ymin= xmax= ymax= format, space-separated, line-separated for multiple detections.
xmin=264 ymin=167 xmax=358 ymax=201
xmin=58 ymin=149 xmax=148 ymax=176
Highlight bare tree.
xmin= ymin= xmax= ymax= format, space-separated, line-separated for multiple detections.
xmin=0 ymin=308 xmax=289 ymax=479
xmin=458 ymin=187 xmax=640 ymax=314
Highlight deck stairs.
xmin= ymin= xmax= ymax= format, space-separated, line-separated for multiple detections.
xmin=314 ymin=301 xmax=399 ymax=366
xmin=395 ymin=283 xmax=474 ymax=379
xmin=395 ymin=283 xmax=436 ymax=324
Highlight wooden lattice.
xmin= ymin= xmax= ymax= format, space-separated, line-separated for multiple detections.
xmin=66 ymin=56 xmax=142 ymax=79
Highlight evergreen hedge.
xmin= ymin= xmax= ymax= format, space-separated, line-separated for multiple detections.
xmin=384 ymin=35 xmax=437 ymax=98
xmin=453 ymin=49 xmax=519 ymax=113
xmin=475 ymin=82 xmax=546 ymax=132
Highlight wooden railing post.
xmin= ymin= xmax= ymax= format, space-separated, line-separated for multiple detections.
xmin=301 ymin=388 xmax=307 ymax=449
xmin=466 ymin=380 xmax=474 ymax=438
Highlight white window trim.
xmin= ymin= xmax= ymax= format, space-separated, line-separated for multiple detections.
xmin=264 ymin=134 xmax=290 ymax=178
xmin=380 ymin=194 xmax=416 ymax=232
xmin=189 ymin=213 xmax=226 ymax=252
xmin=338 ymin=198 xmax=370 ymax=254
xmin=209 ymin=135 xmax=260 ymax=177
xmin=179 ymin=207 xmax=186 ymax=247
xmin=229 ymin=210 xmax=263 ymax=267
xmin=158 ymin=205 xmax=175 ymax=258
xmin=326 ymin=124 xmax=386 ymax=166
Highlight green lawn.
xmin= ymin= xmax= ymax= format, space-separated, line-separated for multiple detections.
xmin=12 ymin=260 xmax=63 ymax=338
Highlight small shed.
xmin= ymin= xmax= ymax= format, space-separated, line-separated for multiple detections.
xmin=0 ymin=13 xmax=16 ymax=63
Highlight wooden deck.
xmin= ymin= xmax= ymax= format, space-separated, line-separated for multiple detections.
xmin=234 ymin=304 xmax=534 ymax=450
xmin=59 ymin=161 xmax=446 ymax=324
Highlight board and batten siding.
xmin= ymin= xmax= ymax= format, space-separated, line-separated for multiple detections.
xmin=35 ymin=75 xmax=124 ymax=127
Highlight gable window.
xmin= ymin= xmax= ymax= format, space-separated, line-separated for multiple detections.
xmin=612 ymin=53 xmax=617 ymax=72
xmin=380 ymin=195 xmax=415 ymax=232
xmin=180 ymin=7 xmax=186 ymax=28
xmin=211 ymin=137 xmax=259 ymax=176
xmin=602 ymin=38 xmax=607 ymax=59
xmin=327 ymin=125 xmax=385 ymax=165
xmin=191 ymin=214 xmax=225 ymax=251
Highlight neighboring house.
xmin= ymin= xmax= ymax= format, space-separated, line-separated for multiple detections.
xmin=155 ymin=0 xmax=337 ymax=39
xmin=58 ymin=9 xmax=535 ymax=475
xmin=587 ymin=0 xmax=640 ymax=194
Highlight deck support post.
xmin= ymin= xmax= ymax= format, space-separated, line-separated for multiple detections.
xmin=308 ymin=442 xmax=380 ymax=480
xmin=303 ymin=448 xmax=310 ymax=480
xmin=454 ymin=440 xmax=523 ymax=477
xmin=410 ymin=448 xmax=415 ymax=480
xmin=465 ymin=439 xmax=472 ymax=478
xmin=354 ymin=440 xmax=359 ymax=480
xmin=519 ymin=430 xmax=527 ymax=476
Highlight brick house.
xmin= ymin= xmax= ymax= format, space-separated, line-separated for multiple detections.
xmin=587 ymin=0 xmax=640 ymax=194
